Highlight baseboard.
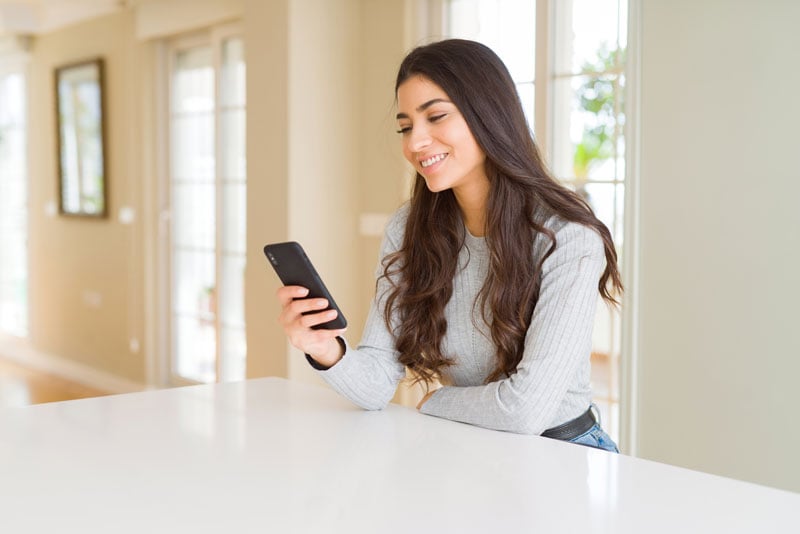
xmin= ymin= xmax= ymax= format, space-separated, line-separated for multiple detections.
xmin=0 ymin=333 xmax=147 ymax=395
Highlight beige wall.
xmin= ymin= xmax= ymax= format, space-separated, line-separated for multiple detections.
xmin=285 ymin=0 xmax=362 ymax=384
xmin=27 ymin=10 xmax=147 ymax=383
xmin=244 ymin=0 xmax=409 ymax=383
xmin=634 ymin=0 xmax=800 ymax=492
xmin=357 ymin=0 xmax=412 ymax=344
xmin=19 ymin=0 xmax=411 ymax=387
xmin=243 ymin=0 xmax=290 ymax=379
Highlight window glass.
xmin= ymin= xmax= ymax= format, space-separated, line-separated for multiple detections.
xmin=552 ymin=73 xmax=624 ymax=181
xmin=448 ymin=0 xmax=536 ymax=82
xmin=219 ymin=37 xmax=247 ymax=382
xmin=170 ymin=44 xmax=216 ymax=383
xmin=0 ymin=71 xmax=28 ymax=337
xmin=448 ymin=0 xmax=536 ymax=130
xmin=168 ymin=34 xmax=247 ymax=384
xmin=221 ymin=38 xmax=246 ymax=108
xmin=173 ymin=47 xmax=214 ymax=113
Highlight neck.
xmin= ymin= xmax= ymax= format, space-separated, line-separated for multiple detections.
xmin=453 ymin=181 xmax=489 ymax=237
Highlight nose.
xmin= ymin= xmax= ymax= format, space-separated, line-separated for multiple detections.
xmin=407 ymin=124 xmax=432 ymax=153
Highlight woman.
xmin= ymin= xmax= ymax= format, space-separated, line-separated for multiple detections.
xmin=277 ymin=39 xmax=623 ymax=452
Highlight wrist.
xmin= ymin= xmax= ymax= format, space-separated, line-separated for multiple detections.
xmin=309 ymin=336 xmax=345 ymax=368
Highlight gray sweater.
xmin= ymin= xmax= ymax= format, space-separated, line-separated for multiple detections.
xmin=314 ymin=204 xmax=605 ymax=435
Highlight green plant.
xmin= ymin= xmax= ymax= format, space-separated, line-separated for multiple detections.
xmin=573 ymin=44 xmax=625 ymax=180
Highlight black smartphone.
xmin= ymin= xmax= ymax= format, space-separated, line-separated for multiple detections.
xmin=263 ymin=241 xmax=347 ymax=330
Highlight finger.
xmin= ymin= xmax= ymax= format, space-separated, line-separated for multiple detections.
xmin=299 ymin=308 xmax=339 ymax=329
xmin=276 ymin=285 xmax=309 ymax=305
xmin=278 ymin=297 xmax=319 ymax=326
xmin=287 ymin=298 xmax=329 ymax=317
xmin=279 ymin=301 xmax=335 ymax=331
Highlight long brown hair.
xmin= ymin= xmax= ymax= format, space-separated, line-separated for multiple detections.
xmin=382 ymin=39 xmax=622 ymax=386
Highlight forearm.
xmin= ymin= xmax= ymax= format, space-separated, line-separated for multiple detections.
xmin=419 ymin=377 xmax=561 ymax=435
xmin=312 ymin=337 xmax=404 ymax=410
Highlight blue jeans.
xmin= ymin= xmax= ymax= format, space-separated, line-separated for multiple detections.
xmin=569 ymin=423 xmax=619 ymax=453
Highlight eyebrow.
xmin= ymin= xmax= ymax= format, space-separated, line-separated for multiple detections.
xmin=396 ymin=98 xmax=452 ymax=120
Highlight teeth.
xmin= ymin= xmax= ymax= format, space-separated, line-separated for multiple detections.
xmin=420 ymin=153 xmax=447 ymax=168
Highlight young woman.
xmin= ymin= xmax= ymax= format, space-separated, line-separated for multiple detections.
xmin=276 ymin=39 xmax=623 ymax=452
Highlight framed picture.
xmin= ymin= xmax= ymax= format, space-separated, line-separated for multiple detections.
xmin=55 ymin=58 xmax=108 ymax=217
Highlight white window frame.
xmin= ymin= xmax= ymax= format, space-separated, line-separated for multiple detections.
xmin=154 ymin=22 xmax=246 ymax=387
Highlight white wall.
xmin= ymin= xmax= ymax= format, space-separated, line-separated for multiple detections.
xmin=634 ymin=0 xmax=800 ymax=492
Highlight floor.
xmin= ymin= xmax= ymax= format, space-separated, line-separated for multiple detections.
xmin=0 ymin=357 xmax=110 ymax=409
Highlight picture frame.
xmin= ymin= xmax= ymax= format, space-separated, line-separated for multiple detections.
xmin=55 ymin=57 xmax=108 ymax=218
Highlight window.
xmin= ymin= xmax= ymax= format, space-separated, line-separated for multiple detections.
xmin=165 ymin=27 xmax=246 ymax=384
xmin=448 ymin=0 xmax=537 ymax=124
xmin=0 ymin=64 xmax=28 ymax=337
xmin=446 ymin=0 xmax=628 ymax=441
xmin=550 ymin=0 xmax=627 ymax=442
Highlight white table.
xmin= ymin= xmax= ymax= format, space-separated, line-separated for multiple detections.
xmin=0 ymin=377 xmax=796 ymax=532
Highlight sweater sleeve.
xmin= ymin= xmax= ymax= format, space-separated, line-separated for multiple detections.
xmin=307 ymin=209 xmax=408 ymax=410
xmin=419 ymin=222 xmax=605 ymax=435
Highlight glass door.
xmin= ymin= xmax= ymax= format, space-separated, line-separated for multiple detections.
xmin=166 ymin=28 xmax=246 ymax=384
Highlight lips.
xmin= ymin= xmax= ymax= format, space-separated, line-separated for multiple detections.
xmin=420 ymin=153 xmax=448 ymax=168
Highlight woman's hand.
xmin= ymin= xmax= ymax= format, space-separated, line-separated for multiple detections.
xmin=417 ymin=388 xmax=439 ymax=410
xmin=276 ymin=285 xmax=347 ymax=367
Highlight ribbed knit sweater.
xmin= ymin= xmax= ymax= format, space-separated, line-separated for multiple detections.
xmin=312 ymin=204 xmax=605 ymax=435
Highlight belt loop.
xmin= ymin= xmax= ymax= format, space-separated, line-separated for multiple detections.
xmin=590 ymin=403 xmax=601 ymax=426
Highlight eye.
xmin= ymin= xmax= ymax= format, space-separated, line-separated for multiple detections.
xmin=429 ymin=113 xmax=447 ymax=123
xmin=396 ymin=125 xmax=412 ymax=135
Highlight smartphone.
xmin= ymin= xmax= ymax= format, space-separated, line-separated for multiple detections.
xmin=263 ymin=241 xmax=347 ymax=330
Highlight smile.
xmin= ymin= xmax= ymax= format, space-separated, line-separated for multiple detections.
xmin=420 ymin=153 xmax=448 ymax=168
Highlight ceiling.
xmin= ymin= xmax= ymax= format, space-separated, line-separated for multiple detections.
xmin=0 ymin=0 xmax=127 ymax=36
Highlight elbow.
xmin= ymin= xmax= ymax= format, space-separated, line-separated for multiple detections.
xmin=352 ymin=390 xmax=394 ymax=412
xmin=493 ymin=378 xmax=551 ymax=435
xmin=504 ymin=417 xmax=542 ymax=436
xmin=514 ymin=411 xmax=555 ymax=436
xmin=361 ymin=402 xmax=389 ymax=412
xmin=494 ymin=402 xmax=548 ymax=435
xmin=511 ymin=423 xmax=539 ymax=436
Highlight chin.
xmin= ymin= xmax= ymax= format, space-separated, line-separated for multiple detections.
xmin=422 ymin=176 xmax=451 ymax=193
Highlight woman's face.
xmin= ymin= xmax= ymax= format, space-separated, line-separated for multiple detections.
xmin=396 ymin=75 xmax=487 ymax=198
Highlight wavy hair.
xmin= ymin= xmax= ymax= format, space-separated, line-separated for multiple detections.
xmin=382 ymin=39 xmax=623 ymax=386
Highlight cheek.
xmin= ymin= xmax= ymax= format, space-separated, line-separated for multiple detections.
xmin=449 ymin=121 xmax=483 ymax=158
xmin=471 ymin=143 xmax=487 ymax=164
xmin=464 ymin=133 xmax=485 ymax=162
xmin=456 ymin=132 xmax=485 ymax=163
